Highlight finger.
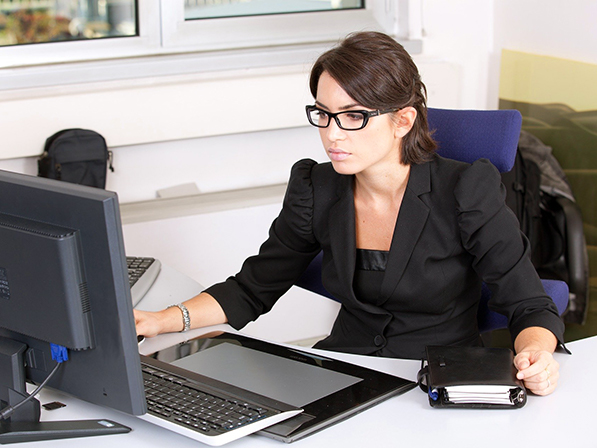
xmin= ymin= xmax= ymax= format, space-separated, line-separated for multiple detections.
xmin=523 ymin=370 xmax=558 ymax=390
xmin=514 ymin=354 xmax=531 ymax=370
xmin=514 ymin=354 xmax=533 ymax=379
xmin=516 ymin=352 xmax=552 ymax=379
xmin=525 ymin=368 xmax=559 ymax=384
xmin=526 ymin=374 xmax=557 ymax=396
xmin=544 ymin=360 xmax=560 ymax=377
xmin=524 ymin=375 xmax=555 ymax=395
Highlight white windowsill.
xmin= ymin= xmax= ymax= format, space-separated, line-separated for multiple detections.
xmin=0 ymin=38 xmax=422 ymax=93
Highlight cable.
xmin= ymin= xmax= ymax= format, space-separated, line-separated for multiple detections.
xmin=0 ymin=344 xmax=67 ymax=421
xmin=0 ymin=361 xmax=62 ymax=420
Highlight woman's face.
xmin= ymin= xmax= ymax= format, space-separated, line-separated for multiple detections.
xmin=315 ymin=71 xmax=404 ymax=176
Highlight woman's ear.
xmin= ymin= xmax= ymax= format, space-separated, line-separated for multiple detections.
xmin=394 ymin=107 xmax=417 ymax=138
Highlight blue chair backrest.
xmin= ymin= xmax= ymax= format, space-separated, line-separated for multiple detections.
xmin=427 ymin=108 xmax=522 ymax=173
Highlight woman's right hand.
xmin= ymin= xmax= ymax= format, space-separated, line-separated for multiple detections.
xmin=134 ymin=309 xmax=172 ymax=338
xmin=134 ymin=306 xmax=190 ymax=338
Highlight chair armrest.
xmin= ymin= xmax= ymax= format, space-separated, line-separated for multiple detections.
xmin=556 ymin=196 xmax=590 ymax=323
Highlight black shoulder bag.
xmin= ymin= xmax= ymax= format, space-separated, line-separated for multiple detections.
xmin=38 ymin=129 xmax=114 ymax=189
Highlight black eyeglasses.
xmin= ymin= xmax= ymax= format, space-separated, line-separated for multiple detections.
xmin=305 ymin=105 xmax=399 ymax=131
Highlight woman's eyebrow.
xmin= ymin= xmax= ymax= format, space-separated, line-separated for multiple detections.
xmin=314 ymin=100 xmax=362 ymax=111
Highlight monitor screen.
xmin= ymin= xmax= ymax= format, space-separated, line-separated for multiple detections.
xmin=0 ymin=169 xmax=146 ymax=441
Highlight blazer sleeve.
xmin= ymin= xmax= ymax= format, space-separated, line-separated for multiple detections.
xmin=204 ymin=159 xmax=322 ymax=329
xmin=454 ymin=159 xmax=565 ymax=345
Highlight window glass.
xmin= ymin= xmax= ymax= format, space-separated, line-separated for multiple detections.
xmin=0 ymin=0 xmax=138 ymax=47
xmin=185 ymin=0 xmax=363 ymax=20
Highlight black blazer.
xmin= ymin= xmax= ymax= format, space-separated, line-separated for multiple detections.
xmin=206 ymin=156 xmax=564 ymax=359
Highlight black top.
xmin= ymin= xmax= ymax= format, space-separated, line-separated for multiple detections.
xmin=205 ymin=156 xmax=565 ymax=359
xmin=353 ymin=249 xmax=388 ymax=307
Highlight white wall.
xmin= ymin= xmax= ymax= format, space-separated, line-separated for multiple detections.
xmin=418 ymin=0 xmax=494 ymax=110
xmin=0 ymin=65 xmax=318 ymax=204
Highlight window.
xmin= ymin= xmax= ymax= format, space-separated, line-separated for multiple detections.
xmin=0 ymin=0 xmax=138 ymax=47
xmin=0 ymin=1 xmax=420 ymax=77
xmin=184 ymin=0 xmax=363 ymax=20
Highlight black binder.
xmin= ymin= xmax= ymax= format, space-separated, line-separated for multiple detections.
xmin=417 ymin=346 xmax=527 ymax=409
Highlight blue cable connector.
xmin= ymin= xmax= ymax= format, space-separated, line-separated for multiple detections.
xmin=50 ymin=344 xmax=68 ymax=363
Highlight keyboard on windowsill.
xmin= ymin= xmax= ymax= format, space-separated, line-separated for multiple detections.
xmin=127 ymin=256 xmax=161 ymax=306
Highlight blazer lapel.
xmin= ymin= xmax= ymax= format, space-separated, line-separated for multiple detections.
xmin=328 ymin=176 xmax=357 ymax=296
xmin=379 ymin=162 xmax=431 ymax=301
xmin=329 ymin=191 xmax=395 ymax=318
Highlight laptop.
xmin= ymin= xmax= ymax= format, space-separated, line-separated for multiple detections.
xmin=139 ymin=331 xmax=416 ymax=444
xmin=139 ymin=352 xmax=302 ymax=446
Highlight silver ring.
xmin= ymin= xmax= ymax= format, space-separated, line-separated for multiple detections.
xmin=547 ymin=378 xmax=551 ymax=388
xmin=545 ymin=367 xmax=551 ymax=378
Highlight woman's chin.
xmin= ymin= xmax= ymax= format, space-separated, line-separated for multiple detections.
xmin=329 ymin=158 xmax=358 ymax=175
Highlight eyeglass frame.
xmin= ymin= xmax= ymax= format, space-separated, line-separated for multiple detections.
xmin=305 ymin=105 xmax=400 ymax=131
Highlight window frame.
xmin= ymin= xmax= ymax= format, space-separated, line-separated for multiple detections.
xmin=161 ymin=0 xmax=397 ymax=52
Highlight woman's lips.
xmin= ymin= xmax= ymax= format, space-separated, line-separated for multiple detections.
xmin=328 ymin=148 xmax=351 ymax=161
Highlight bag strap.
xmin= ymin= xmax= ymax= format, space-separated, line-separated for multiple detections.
xmin=416 ymin=364 xmax=429 ymax=393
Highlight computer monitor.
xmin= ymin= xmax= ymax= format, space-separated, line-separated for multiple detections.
xmin=0 ymin=169 xmax=146 ymax=443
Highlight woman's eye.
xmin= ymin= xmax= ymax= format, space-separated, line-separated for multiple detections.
xmin=346 ymin=113 xmax=364 ymax=121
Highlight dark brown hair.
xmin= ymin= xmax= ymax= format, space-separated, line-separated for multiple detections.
xmin=309 ymin=31 xmax=437 ymax=165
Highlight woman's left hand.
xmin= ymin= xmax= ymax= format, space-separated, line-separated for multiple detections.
xmin=513 ymin=350 xmax=559 ymax=396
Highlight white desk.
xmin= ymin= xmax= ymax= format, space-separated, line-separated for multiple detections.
xmin=28 ymin=266 xmax=592 ymax=447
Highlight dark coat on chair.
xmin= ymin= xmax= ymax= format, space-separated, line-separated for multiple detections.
xmin=205 ymin=156 xmax=565 ymax=360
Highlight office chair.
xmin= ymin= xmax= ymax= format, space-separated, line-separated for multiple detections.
xmin=295 ymin=108 xmax=569 ymax=334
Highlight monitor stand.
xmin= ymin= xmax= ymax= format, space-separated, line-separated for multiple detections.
xmin=0 ymin=337 xmax=131 ymax=444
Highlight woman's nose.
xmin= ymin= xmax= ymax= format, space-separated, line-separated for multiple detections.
xmin=325 ymin=117 xmax=346 ymax=141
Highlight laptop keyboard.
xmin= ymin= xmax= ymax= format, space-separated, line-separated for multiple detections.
xmin=143 ymin=365 xmax=271 ymax=432
xmin=141 ymin=361 xmax=302 ymax=445
xmin=127 ymin=256 xmax=161 ymax=305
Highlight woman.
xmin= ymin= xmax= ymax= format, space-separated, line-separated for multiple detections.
xmin=135 ymin=32 xmax=563 ymax=396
